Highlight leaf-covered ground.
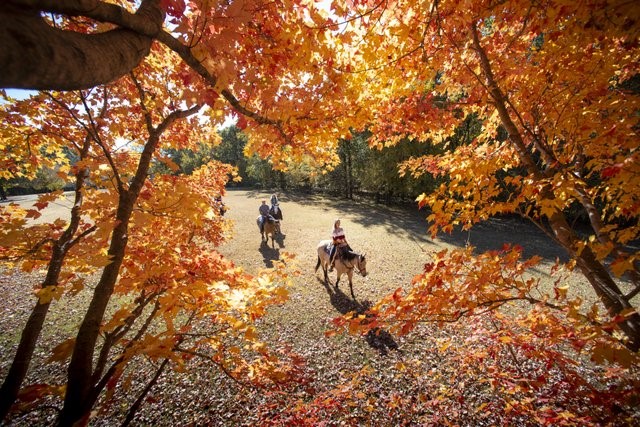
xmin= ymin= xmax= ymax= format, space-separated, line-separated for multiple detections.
xmin=1 ymin=189 xmax=628 ymax=426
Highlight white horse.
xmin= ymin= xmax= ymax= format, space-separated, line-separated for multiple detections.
xmin=315 ymin=240 xmax=367 ymax=299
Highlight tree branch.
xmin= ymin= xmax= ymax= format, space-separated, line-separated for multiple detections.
xmin=0 ymin=0 xmax=164 ymax=90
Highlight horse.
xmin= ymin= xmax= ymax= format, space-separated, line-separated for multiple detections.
xmin=315 ymin=240 xmax=367 ymax=299
xmin=257 ymin=216 xmax=280 ymax=247
xmin=269 ymin=203 xmax=283 ymax=221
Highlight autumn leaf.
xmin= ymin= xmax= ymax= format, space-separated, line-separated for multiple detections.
xmin=47 ymin=338 xmax=76 ymax=364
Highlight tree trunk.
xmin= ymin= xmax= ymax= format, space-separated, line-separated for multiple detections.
xmin=0 ymin=141 xmax=91 ymax=420
xmin=58 ymin=102 xmax=201 ymax=425
xmin=0 ymin=0 xmax=163 ymax=90
xmin=347 ymin=147 xmax=353 ymax=199
xmin=548 ymin=211 xmax=640 ymax=350
xmin=0 ymin=272 xmax=56 ymax=419
xmin=470 ymin=23 xmax=640 ymax=351
xmin=57 ymin=197 xmax=134 ymax=425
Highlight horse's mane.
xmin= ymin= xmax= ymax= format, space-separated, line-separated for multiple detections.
xmin=343 ymin=251 xmax=360 ymax=261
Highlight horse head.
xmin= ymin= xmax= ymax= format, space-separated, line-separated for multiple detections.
xmin=357 ymin=253 xmax=367 ymax=277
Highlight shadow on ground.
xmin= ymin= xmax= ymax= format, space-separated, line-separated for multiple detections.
xmin=258 ymin=241 xmax=280 ymax=268
xmin=233 ymin=188 xmax=571 ymax=264
xmin=318 ymin=276 xmax=398 ymax=356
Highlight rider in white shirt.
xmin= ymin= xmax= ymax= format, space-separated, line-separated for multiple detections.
xmin=329 ymin=219 xmax=348 ymax=271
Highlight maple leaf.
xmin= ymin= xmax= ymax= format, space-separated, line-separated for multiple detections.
xmin=47 ymin=338 xmax=76 ymax=364
xmin=33 ymin=201 xmax=49 ymax=210
xmin=160 ymin=0 xmax=186 ymax=18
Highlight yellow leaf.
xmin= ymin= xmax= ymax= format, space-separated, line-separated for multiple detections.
xmin=47 ymin=338 xmax=75 ymax=363
xmin=245 ymin=327 xmax=258 ymax=341
xmin=36 ymin=285 xmax=63 ymax=304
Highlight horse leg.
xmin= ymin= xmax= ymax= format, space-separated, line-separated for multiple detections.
xmin=348 ymin=272 xmax=355 ymax=299
xmin=322 ymin=256 xmax=329 ymax=283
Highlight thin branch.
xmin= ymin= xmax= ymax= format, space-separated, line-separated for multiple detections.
xmin=174 ymin=347 xmax=252 ymax=389
xmin=66 ymin=225 xmax=97 ymax=250
xmin=119 ymin=358 xmax=170 ymax=427
xmin=90 ymin=299 xmax=162 ymax=405
xmin=154 ymin=30 xmax=292 ymax=143
xmin=130 ymin=72 xmax=154 ymax=132
xmin=305 ymin=0 xmax=388 ymax=30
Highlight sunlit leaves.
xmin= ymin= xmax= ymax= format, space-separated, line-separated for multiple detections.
xmin=0 ymin=36 xmax=304 ymax=419
xmin=328 ymin=245 xmax=639 ymax=423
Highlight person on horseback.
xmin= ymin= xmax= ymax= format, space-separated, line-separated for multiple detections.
xmin=258 ymin=200 xmax=270 ymax=233
xmin=329 ymin=218 xmax=349 ymax=272
xmin=214 ymin=195 xmax=226 ymax=216
xmin=270 ymin=193 xmax=283 ymax=221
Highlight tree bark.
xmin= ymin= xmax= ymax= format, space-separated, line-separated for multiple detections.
xmin=0 ymin=280 xmax=54 ymax=419
xmin=0 ymin=136 xmax=92 ymax=421
xmin=58 ymin=103 xmax=201 ymax=426
xmin=57 ymin=194 xmax=134 ymax=426
xmin=0 ymin=0 xmax=163 ymax=90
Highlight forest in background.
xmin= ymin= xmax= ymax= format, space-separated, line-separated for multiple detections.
xmin=2 ymin=123 xmax=445 ymax=205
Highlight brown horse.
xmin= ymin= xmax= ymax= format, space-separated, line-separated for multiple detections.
xmin=315 ymin=240 xmax=367 ymax=299
xmin=257 ymin=216 xmax=280 ymax=248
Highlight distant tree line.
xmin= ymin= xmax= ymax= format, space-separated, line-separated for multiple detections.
xmin=148 ymin=123 xmax=479 ymax=205
xmin=6 ymin=117 xmax=479 ymax=206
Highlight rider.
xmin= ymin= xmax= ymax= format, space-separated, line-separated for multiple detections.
xmin=258 ymin=200 xmax=270 ymax=233
xmin=329 ymin=218 xmax=349 ymax=272
xmin=214 ymin=194 xmax=226 ymax=216
xmin=270 ymin=193 xmax=282 ymax=220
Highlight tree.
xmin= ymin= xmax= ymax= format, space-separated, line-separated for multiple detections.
xmin=6 ymin=1 xmax=635 ymax=346
xmin=2 ymin=0 xmax=639 ymax=423
xmin=0 ymin=0 xmax=353 ymax=169
xmin=320 ymin=0 xmax=640 ymax=422
xmin=0 ymin=88 xmax=96 ymax=419
xmin=321 ymin=0 xmax=640 ymax=346
xmin=215 ymin=125 xmax=249 ymax=184
xmin=0 ymin=44 xmax=295 ymax=425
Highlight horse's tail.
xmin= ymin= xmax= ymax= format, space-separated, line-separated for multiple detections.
xmin=315 ymin=256 xmax=321 ymax=272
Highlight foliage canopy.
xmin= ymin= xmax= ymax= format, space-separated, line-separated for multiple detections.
xmin=0 ymin=0 xmax=639 ymax=424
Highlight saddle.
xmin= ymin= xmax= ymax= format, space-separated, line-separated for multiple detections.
xmin=326 ymin=243 xmax=351 ymax=257
xmin=257 ymin=214 xmax=277 ymax=222
xmin=265 ymin=215 xmax=277 ymax=223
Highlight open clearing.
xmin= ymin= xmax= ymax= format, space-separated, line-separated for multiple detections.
xmin=1 ymin=189 xmax=615 ymax=425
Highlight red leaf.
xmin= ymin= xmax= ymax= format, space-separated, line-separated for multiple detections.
xmin=423 ymin=262 xmax=434 ymax=273
xmin=160 ymin=0 xmax=186 ymax=17
xmin=25 ymin=209 xmax=41 ymax=219
xmin=236 ymin=115 xmax=248 ymax=130
xmin=34 ymin=201 xmax=49 ymax=210
xmin=202 ymin=89 xmax=220 ymax=107
xmin=601 ymin=165 xmax=622 ymax=178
